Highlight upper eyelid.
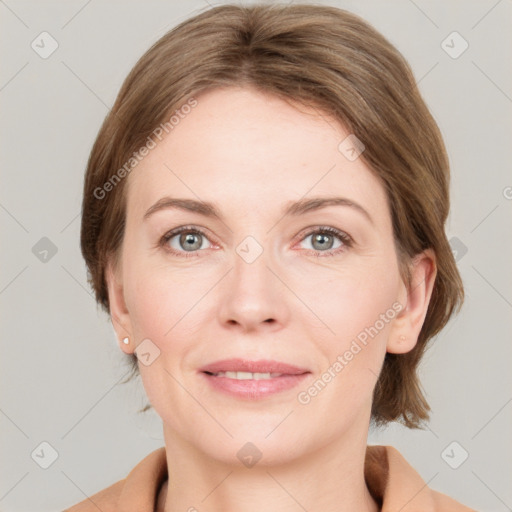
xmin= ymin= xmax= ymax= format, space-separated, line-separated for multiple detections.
xmin=163 ymin=225 xmax=218 ymax=244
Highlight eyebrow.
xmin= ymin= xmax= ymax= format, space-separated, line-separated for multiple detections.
xmin=143 ymin=196 xmax=374 ymax=225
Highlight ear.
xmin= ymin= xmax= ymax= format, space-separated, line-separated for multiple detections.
xmin=387 ymin=248 xmax=437 ymax=354
xmin=105 ymin=255 xmax=134 ymax=354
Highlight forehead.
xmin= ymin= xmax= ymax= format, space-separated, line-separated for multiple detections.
xmin=125 ymin=86 xmax=389 ymax=224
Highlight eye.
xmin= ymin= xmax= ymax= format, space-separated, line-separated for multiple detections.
xmin=297 ymin=226 xmax=352 ymax=257
xmin=159 ymin=225 xmax=353 ymax=259
xmin=159 ymin=226 xmax=213 ymax=258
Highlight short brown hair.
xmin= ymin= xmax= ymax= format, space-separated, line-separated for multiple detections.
xmin=80 ymin=3 xmax=464 ymax=428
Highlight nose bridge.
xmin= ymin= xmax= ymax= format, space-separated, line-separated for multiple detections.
xmin=231 ymin=232 xmax=273 ymax=295
xmin=228 ymin=210 xmax=275 ymax=276
xmin=216 ymin=229 xmax=288 ymax=330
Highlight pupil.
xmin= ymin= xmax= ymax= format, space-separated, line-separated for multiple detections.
xmin=182 ymin=233 xmax=200 ymax=250
xmin=315 ymin=233 xmax=331 ymax=250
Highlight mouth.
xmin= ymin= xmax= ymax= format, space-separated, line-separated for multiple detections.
xmin=199 ymin=359 xmax=311 ymax=399
xmin=204 ymin=371 xmax=288 ymax=380
xmin=200 ymin=358 xmax=310 ymax=375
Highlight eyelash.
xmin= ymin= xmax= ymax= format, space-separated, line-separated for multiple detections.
xmin=158 ymin=225 xmax=353 ymax=259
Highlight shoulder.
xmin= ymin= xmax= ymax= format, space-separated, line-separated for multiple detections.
xmin=429 ymin=488 xmax=477 ymax=512
xmin=62 ymin=478 xmax=125 ymax=512
xmin=367 ymin=445 xmax=477 ymax=511
xmin=61 ymin=446 xmax=167 ymax=512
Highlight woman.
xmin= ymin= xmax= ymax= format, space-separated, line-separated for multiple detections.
xmin=65 ymin=3 xmax=474 ymax=511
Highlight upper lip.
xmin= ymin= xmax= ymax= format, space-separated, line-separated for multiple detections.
xmin=200 ymin=358 xmax=310 ymax=375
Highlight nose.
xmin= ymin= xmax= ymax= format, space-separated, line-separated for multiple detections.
xmin=216 ymin=243 xmax=290 ymax=333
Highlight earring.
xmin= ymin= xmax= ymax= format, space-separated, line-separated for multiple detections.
xmin=122 ymin=337 xmax=130 ymax=345
xmin=399 ymin=335 xmax=406 ymax=341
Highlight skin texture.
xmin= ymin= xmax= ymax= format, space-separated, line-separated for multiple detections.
xmin=106 ymin=86 xmax=436 ymax=512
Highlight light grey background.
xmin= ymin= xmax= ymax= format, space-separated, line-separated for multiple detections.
xmin=1 ymin=1 xmax=511 ymax=511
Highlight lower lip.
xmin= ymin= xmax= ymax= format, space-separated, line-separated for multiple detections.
xmin=200 ymin=372 xmax=310 ymax=399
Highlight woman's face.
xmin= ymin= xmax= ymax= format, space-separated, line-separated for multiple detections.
xmin=107 ymin=86 xmax=432 ymax=465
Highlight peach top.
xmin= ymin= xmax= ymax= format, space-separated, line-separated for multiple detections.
xmin=63 ymin=445 xmax=475 ymax=511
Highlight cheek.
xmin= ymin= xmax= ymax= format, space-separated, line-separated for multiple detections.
xmin=300 ymin=251 xmax=400 ymax=382
xmin=127 ymin=275 xmax=171 ymax=340
xmin=125 ymin=262 xmax=212 ymax=349
xmin=297 ymin=272 xmax=399 ymax=413
xmin=303 ymin=257 xmax=399 ymax=336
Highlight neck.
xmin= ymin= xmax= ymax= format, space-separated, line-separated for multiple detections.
xmin=161 ymin=426 xmax=379 ymax=512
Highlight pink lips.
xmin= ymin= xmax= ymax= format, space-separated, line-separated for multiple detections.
xmin=200 ymin=358 xmax=309 ymax=375
xmin=199 ymin=358 xmax=310 ymax=400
